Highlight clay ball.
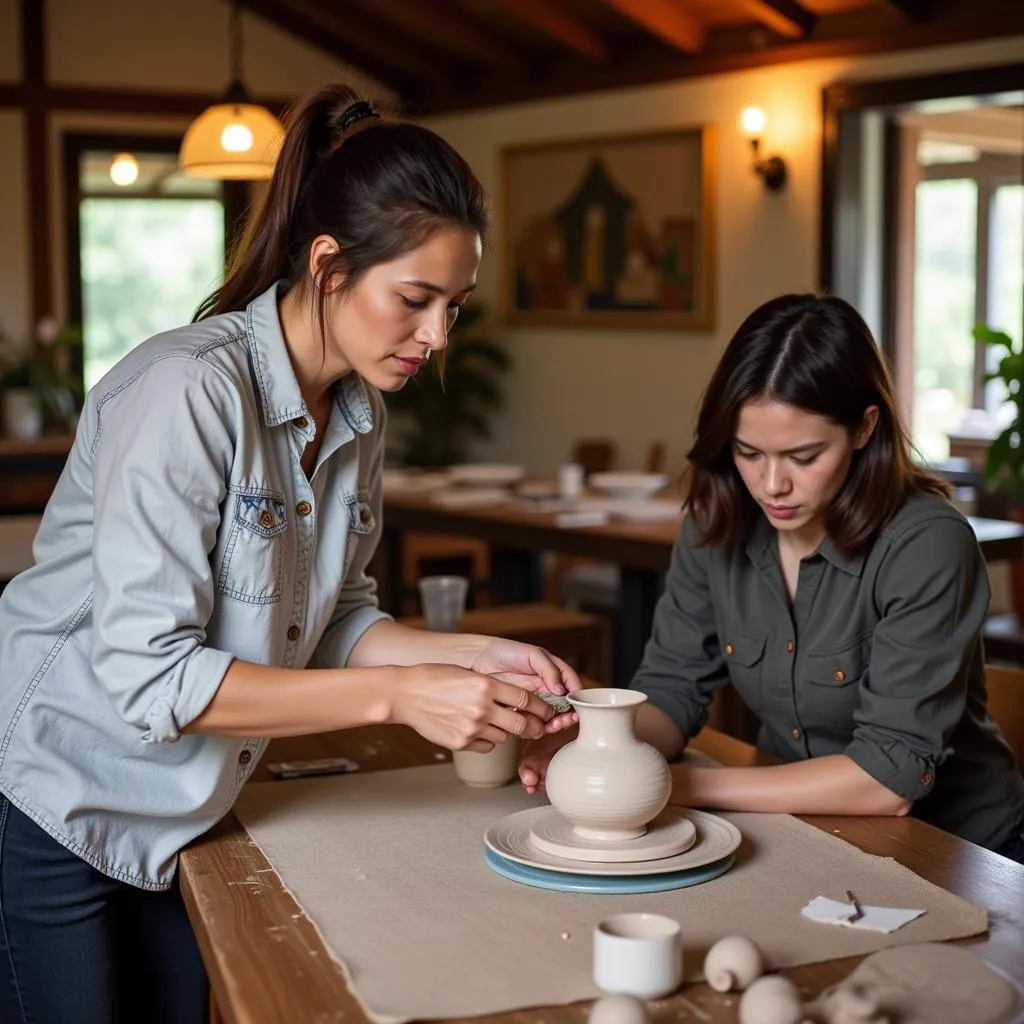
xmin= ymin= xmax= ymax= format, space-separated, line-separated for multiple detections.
xmin=704 ymin=934 xmax=765 ymax=992
xmin=738 ymin=975 xmax=805 ymax=1024
xmin=589 ymin=994 xmax=650 ymax=1024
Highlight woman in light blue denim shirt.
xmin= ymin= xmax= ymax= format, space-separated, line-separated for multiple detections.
xmin=0 ymin=85 xmax=579 ymax=1024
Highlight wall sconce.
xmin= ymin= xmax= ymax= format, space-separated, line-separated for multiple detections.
xmin=738 ymin=107 xmax=787 ymax=192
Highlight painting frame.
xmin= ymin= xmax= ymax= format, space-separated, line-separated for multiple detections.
xmin=500 ymin=125 xmax=716 ymax=331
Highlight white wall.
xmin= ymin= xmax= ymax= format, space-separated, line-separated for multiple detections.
xmin=424 ymin=35 xmax=1024 ymax=478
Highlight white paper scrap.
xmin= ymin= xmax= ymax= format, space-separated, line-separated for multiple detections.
xmin=801 ymin=895 xmax=927 ymax=933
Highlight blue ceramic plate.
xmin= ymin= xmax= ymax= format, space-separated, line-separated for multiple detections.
xmin=484 ymin=847 xmax=735 ymax=894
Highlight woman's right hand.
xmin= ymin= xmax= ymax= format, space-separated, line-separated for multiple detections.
xmin=390 ymin=663 xmax=555 ymax=752
xmin=518 ymin=725 xmax=577 ymax=794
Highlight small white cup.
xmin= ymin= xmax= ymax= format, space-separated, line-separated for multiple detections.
xmin=559 ymin=462 xmax=585 ymax=500
xmin=418 ymin=575 xmax=469 ymax=632
xmin=452 ymin=739 xmax=520 ymax=788
xmin=593 ymin=913 xmax=682 ymax=999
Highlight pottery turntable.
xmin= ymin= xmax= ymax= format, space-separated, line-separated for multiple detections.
xmin=483 ymin=689 xmax=742 ymax=893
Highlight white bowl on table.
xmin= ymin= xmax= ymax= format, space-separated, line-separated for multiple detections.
xmin=589 ymin=472 xmax=667 ymax=500
xmin=448 ymin=463 xmax=526 ymax=488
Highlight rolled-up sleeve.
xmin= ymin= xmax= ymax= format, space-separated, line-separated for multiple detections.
xmin=630 ymin=515 xmax=729 ymax=738
xmin=846 ymin=514 xmax=990 ymax=801
xmin=90 ymin=357 xmax=238 ymax=742
xmin=309 ymin=407 xmax=392 ymax=669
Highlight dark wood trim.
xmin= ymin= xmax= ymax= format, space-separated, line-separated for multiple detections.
xmin=23 ymin=0 xmax=51 ymax=326
xmin=0 ymin=84 xmax=293 ymax=117
xmin=742 ymin=1 xmax=818 ymax=39
xmin=501 ymin=0 xmax=609 ymax=62
xmin=234 ymin=0 xmax=428 ymax=100
xmin=885 ymin=0 xmax=934 ymax=20
xmin=820 ymin=59 xmax=1024 ymax=291
xmin=423 ymin=8 xmax=1024 ymax=115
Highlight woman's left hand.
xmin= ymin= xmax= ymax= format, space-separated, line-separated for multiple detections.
xmin=468 ymin=638 xmax=581 ymax=732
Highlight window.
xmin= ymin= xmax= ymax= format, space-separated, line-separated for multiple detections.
xmin=908 ymin=139 xmax=1023 ymax=464
xmin=64 ymin=135 xmax=240 ymax=392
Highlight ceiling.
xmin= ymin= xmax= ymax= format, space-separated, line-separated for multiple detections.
xmin=236 ymin=0 xmax=1024 ymax=115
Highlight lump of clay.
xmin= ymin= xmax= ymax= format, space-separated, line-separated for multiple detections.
xmin=739 ymin=975 xmax=805 ymax=1024
xmin=817 ymin=982 xmax=889 ymax=1024
xmin=589 ymin=994 xmax=649 ymax=1024
xmin=704 ymin=935 xmax=765 ymax=992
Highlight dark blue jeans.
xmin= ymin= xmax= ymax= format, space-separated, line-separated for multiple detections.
xmin=0 ymin=795 xmax=207 ymax=1024
xmin=994 ymin=823 xmax=1024 ymax=864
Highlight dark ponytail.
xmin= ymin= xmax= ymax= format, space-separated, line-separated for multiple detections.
xmin=195 ymin=84 xmax=489 ymax=324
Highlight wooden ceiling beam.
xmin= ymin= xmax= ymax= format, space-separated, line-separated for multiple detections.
xmin=234 ymin=0 xmax=427 ymax=97
xmin=501 ymin=0 xmax=609 ymax=62
xmin=357 ymin=0 xmax=526 ymax=72
xmin=597 ymin=0 xmax=705 ymax=54
xmin=885 ymin=0 xmax=933 ymax=20
xmin=738 ymin=0 xmax=817 ymax=39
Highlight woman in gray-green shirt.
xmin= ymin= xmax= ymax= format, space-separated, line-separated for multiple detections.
xmin=523 ymin=293 xmax=1024 ymax=861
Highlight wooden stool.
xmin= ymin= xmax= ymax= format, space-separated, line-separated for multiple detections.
xmin=401 ymin=532 xmax=491 ymax=615
xmin=401 ymin=601 xmax=608 ymax=681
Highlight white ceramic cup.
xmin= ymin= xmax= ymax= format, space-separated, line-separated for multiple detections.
xmin=417 ymin=574 xmax=469 ymax=632
xmin=593 ymin=913 xmax=683 ymax=999
xmin=452 ymin=738 xmax=520 ymax=788
xmin=559 ymin=462 xmax=585 ymax=500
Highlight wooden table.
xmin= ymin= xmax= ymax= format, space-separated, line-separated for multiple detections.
xmin=380 ymin=490 xmax=1024 ymax=682
xmin=180 ymin=726 xmax=1024 ymax=1024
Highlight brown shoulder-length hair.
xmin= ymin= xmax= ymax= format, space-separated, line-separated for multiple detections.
xmin=194 ymin=84 xmax=489 ymax=337
xmin=683 ymin=293 xmax=949 ymax=554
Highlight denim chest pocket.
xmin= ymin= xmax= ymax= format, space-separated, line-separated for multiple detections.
xmin=217 ymin=489 xmax=288 ymax=604
xmin=722 ymin=629 xmax=768 ymax=709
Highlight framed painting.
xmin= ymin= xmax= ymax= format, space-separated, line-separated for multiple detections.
xmin=500 ymin=125 xmax=715 ymax=330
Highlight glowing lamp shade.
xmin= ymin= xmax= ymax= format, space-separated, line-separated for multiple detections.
xmin=179 ymin=102 xmax=284 ymax=180
xmin=109 ymin=153 xmax=139 ymax=187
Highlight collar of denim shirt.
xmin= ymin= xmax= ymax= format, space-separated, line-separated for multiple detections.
xmin=244 ymin=281 xmax=374 ymax=436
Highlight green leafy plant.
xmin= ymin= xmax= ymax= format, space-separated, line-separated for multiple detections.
xmin=0 ymin=319 xmax=84 ymax=430
xmin=977 ymin=324 xmax=1024 ymax=500
xmin=385 ymin=304 xmax=510 ymax=468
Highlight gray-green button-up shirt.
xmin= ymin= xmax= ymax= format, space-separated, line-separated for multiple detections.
xmin=632 ymin=491 xmax=1024 ymax=849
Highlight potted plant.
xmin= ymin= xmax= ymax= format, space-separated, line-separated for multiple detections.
xmin=384 ymin=303 xmax=510 ymax=468
xmin=0 ymin=319 xmax=83 ymax=439
xmin=976 ymin=323 xmax=1024 ymax=619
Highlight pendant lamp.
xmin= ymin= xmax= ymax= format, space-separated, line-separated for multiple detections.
xmin=179 ymin=4 xmax=284 ymax=180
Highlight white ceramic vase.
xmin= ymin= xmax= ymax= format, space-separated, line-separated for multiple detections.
xmin=545 ymin=688 xmax=671 ymax=842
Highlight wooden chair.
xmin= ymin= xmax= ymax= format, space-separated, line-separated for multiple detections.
xmin=400 ymin=532 xmax=491 ymax=616
xmin=571 ymin=437 xmax=616 ymax=477
xmin=985 ymin=663 xmax=1024 ymax=766
xmin=401 ymin=601 xmax=608 ymax=681
xmin=548 ymin=440 xmax=670 ymax=607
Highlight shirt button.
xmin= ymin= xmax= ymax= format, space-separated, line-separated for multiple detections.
xmin=294 ymin=416 xmax=309 ymax=429
xmin=724 ymin=643 xmax=734 ymax=656
xmin=791 ymin=727 xmax=801 ymax=740
xmin=287 ymin=625 xmax=301 ymax=642
xmin=786 ymin=640 xmax=794 ymax=653
xmin=834 ymin=670 xmax=846 ymax=682
xmin=296 ymin=501 xmax=312 ymax=517
xmin=238 ymin=750 xmax=252 ymax=766
xmin=921 ymin=772 xmax=933 ymax=786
